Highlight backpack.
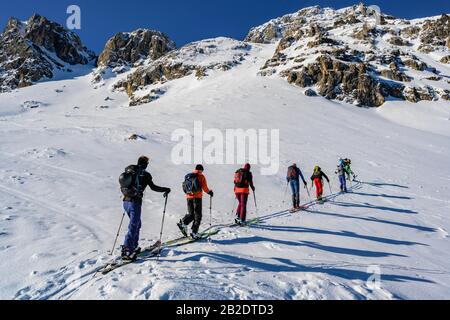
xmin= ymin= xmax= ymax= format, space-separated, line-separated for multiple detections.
xmin=119 ymin=165 xmax=142 ymax=198
xmin=182 ymin=173 xmax=202 ymax=194
xmin=234 ymin=169 xmax=249 ymax=188
xmin=344 ymin=159 xmax=352 ymax=166
xmin=287 ymin=166 xmax=299 ymax=180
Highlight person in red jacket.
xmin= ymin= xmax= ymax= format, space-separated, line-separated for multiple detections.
xmin=311 ymin=166 xmax=330 ymax=202
xmin=178 ymin=165 xmax=213 ymax=239
xmin=234 ymin=163 xmax=255 ymax=225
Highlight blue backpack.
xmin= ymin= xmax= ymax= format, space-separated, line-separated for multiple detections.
xmin=182 ymin=173 xmax=202 ymax=194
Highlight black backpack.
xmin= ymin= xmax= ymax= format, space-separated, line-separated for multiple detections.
xmin=119 ymin=165 xmax=143 ymax=198
xmin=182 ymin=173 xmax=202 ymax=194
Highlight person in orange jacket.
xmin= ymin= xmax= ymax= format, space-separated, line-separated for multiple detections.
xmin=178 ymin=165 xmax=213 ymax=239
xmin=234 ymin=163 xmax=255 ymax=225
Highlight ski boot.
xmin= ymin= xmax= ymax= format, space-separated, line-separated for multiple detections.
xmin=235 ymin=217 xmax=243 ymax=225
xmin=190 ymin=232 xmax=202 ymax=240
xmin=121 ymin=247 xmax=136 ymax=262
xmin=177 ymin=220 xmax=188 ymax=237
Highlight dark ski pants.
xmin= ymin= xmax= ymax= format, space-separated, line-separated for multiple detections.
xmin=236 ymin=193 xmax=249 ymax=222
xmin=339 ymin=175 xmax=347 ymax=192
xmin=290 ymin=180 xmax=300 ymax=207
xmin=123 ymin=201 xmax=142 ymax=251
xmin=183 ymin=198 xmax=203 ymax=234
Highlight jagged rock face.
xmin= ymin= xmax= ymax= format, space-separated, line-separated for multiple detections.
xmin=97 ymin=29 xmax=176 ymax=67
xmin=0 ymin=14 xmax=96 ymax=92
xmin=112 ymin=37 xmax=250 ymax=106
xmin=419 ymin=14 xmax=450 ymax=51
xmin=249 ymin=4 xmax=450 ymax=107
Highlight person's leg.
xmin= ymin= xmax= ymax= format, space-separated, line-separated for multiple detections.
xmin=290 ymin=181 xmax=296 ymax=208
xmin=123 ymin=201 xmax=141 ymax=251
xmin=293 ymin=180 xmax=300 ymax=207
xmin=240 ymin=194 xmax=249 ymax=222
xmin=341 ymin=175 xmax=347 ymax=192
xmin=236 ymin=193 xmax=243 ymax=219
xmin=314 ymin=179 xmax=321 ymax=199
xmin=182 ymin=199 xmax=195 ymax=226
xmin=192 ymin=198 xmax=203 ymax=234
xmin=317 ymin=180 xmax=324 ymax=199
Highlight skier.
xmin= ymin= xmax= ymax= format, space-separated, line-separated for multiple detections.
xmin=286 ymin=163 xmax=308 ymax=211
xmin=234 ymin=163 xmax=255 ymax=225
xmin=119 ymin=156 xmax=171 ymax=261
xmin=178 ymin=165 xmax=214 ymax=240
xmin=335 ymin=159 xmax=349 ymax=193
xmin=344 ymin=158 xmax=357 ymax=181
xmin=310 ymin=166 xmax=330 ymax=202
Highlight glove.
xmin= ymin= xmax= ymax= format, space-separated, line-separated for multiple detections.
xmin=208 ymin=190 xmax=214 ymax=197
xmin=163 ymin=188 xmax=171 ymax=198
xmin=251 ymin=186 xmax=256 ymax=192
xmin=304 ymin=182 xmax=308 ymax=188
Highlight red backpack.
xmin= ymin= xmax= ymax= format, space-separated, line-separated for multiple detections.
xmin=287 ymin=166 xmax=298 ymax=180
xmin=234 ymin=169 xmax=248 ymax=188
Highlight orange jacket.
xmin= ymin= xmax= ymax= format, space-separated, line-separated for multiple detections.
xmin=186 ymin=170 xmax=210 ymax=199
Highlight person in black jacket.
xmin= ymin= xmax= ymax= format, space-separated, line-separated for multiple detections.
xmin=287 ymin=163 xmax=308 ymax=210
xmin=121 ymin=156 xmax=171 ymax=261
xmin=311 ymin=166 xmax=330 ymax=202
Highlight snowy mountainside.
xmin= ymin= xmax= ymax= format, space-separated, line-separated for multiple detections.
xmin=0 ymin=41 xmax=449 ymax=300
xmin=0 ymin=4 xmax=450 ymax=301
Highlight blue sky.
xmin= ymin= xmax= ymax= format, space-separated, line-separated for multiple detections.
xmin=1 ymin=0 xmax=449 ymax=53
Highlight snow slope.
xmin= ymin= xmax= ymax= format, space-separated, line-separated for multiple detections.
xmin=0 ymin=41 xmax=449 ymax=300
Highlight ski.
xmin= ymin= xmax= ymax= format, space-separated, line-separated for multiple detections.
xmin=98 ymin=241 xmax=161 ymax=275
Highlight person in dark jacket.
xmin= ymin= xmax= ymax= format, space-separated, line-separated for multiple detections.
xmin=287 ymin=163 xmax=308 ymax=210
xmin=311 ymin=166 xmax=330 ymax=202
xmin=121 ymin=156 xmax=171 ymax=261
xmin=234 ymin=163 xmax=255 ymax=225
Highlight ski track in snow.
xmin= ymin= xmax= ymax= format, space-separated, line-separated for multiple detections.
xmin=1 ymin=40 xmax=450 ymax=300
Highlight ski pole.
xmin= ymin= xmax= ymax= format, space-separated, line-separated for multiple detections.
xmin=282 ymin=183 xmax=289 ymax=204
xmin=157 ymin=195 xmax=169 ymax=261
xmin=110 ymin=212 xmax=126 ymax=256
xmin=305 ymin=185 xmax=312 ymax=202
xmin=328 ymin=181 xmax=333 ymax=195
xmin=208 ymin=195 xmax=213 ymax=242
xmin=253 ymin=191 xmax=259 ymax=221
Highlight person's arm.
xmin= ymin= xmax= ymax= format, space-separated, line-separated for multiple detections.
xmin=249 ymin=172 xmax=255 ymax=191
xmin=200 ymin=175 xmax=212 ymax=195
xmin=322 ymin=172 xmax=330 ymax=183
xmin=146 ymin=173 xmax=170 ymax=193
xmin=299 ymin=169 xmax=307 ymax=186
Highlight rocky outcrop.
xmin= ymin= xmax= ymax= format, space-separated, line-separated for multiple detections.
xmin=113 ymin=38 xmax=250 ymax=106
xmin=286 ymin=55 xmax=386 ymax=107
xmin=403 ymin=86 xmax=437 ymax=103
xmin=247 ymin=5 xmax=450 ymax=107
xmin=97 ymin=29 xmax=175 ymax=67
xmin=441 ymin=55 xmax=450 ymax=64
xmin=0 ymin=14 xmax=96 ymax=92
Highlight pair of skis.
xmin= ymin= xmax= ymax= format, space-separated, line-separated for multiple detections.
xmin=97 ymin=218 xmax=261 ymax=276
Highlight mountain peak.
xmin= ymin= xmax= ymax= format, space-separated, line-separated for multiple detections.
xmin=0 ymin=14 xmax=96 ymax=92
